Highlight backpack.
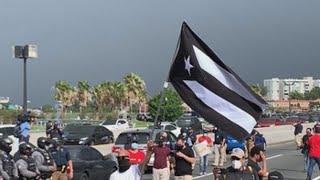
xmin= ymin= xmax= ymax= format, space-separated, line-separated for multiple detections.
xmin=13 ymin=120 xmax=22 ymax=138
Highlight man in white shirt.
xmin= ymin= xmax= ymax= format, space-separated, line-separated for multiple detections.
xmin=110 ymin=150 xmax=141 ymax=180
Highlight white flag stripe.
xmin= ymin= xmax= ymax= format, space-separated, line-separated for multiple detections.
xmin=193 ymin=45 xmax=267 ymax=110
xmin=184 ymin=80 xmax=256 ymax=133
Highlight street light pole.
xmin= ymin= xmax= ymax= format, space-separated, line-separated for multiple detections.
xmin=13 ymin=45 xmax=38 ymax=115
xmin=23 ymin=57 xmax=27 ymax=114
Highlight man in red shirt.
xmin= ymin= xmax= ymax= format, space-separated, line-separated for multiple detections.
xmin=128 ymin=138 xmax=145 ymax=165
xmin=307 ymin=124 xmax=320 ymax=180
xmin=196 ymin=130 xmax=212 ymax=175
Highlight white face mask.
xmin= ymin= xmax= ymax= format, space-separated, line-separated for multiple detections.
xmin=231 ymin=160 xmax=242 ymax=169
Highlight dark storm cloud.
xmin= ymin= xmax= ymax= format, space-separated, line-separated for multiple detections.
xmin=0 ymin=1 xmax=319 ymax=106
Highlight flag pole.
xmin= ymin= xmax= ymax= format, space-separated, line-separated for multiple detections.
xmin=150 ymin=82 xmax=168 ymax=138
xmin=150 ymin=33 xmax=181 ymax=139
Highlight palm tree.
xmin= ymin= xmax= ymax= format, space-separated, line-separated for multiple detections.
xmin=54 ymin=80 xmax=77 ymax=119
xmin=123 ymin=73 xmax=146 ymax=112
xmin=77 ymin=80 xmax=91 ymax=115
xmin=111 ymin=81 xmax=128 ymax=112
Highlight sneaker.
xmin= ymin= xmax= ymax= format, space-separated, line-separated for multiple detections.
xmin=199 ymin=172 xmax=203 ymax=176
xmin=203 ymin=172 xmax=207 ymax=175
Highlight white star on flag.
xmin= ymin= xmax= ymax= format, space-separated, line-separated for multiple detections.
xmin=184 ymin=56 xmax=193 ymax=75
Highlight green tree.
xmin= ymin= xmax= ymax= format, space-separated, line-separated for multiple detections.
xmin=77 ymin=80 xmax=91 ymax=115
xmin=305 ymin=87 xmax=320 ymax=100
xmin=54 ymin=80 xmax=77 ymax=118
xmin=41 ymin=104 xmax=54 ymax=113
xmin=123 ymin=73 xmax=146 ymax=112
xmin=289 ymin=91 xmax=304 ymax=100
xmin=250 ymin=84 xmax=268 ymax=97
xmin=309 ymin=102 xmax=320 ymax=110
xmin=148 ymin=89 xmax=183 ymax=122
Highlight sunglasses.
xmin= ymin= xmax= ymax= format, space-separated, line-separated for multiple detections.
xmin=231 ymin=156 xmax=241 ymax=161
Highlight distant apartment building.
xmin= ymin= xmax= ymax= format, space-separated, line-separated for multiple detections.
xmin=264 ymin=77 xmax=320 ymax=101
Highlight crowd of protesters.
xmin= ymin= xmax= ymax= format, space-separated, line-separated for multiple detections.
xmin=5 ymin=112 xmax=320 ymax=179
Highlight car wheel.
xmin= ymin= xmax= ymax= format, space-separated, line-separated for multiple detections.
xmin=80 ymin=173 xmax=89 ymax=180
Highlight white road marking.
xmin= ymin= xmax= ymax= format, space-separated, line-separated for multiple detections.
xmin=313 ymin=176 xmax=320 ymax=180
xmin=266 ymin=154 xmax=283 ymax=160
xmin=193 ymin=173 xmax=213 ymax=179
xmin=192 ymin=154 xmax=283 ymax=179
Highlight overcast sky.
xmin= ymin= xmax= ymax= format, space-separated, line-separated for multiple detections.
xmin=0 ymin=1 xmax=319 ymax=107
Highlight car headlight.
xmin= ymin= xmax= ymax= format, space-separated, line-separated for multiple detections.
xmin=80 ymin=137 xmax=88 ymax=141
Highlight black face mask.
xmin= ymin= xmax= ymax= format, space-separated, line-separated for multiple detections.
xmin=4 ymin=145 xmax=12 ymax=153
xmin=176 ymin=144 xmax=183 ymax=151
xmin=118 ymin=158 xmax=130 ymax=173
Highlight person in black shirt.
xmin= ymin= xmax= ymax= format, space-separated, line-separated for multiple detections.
xmin=247 ymin=146 xmax=268 ymax=179
xmin=212 ymin=128 xmax=226 ymax=167
xmin=301 ymin=128 xmax=312 ymax=171
xmin=293 ymin=120 xmax=303 ymax=150
xmin=173 ymin=136 xmax=195 ymax=180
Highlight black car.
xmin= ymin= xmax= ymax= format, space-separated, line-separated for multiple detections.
xmin=13 ymin=144 xmax=117 ymax=180
xmin=66 ymin=145 xmax=117 ymax=180
xmin=175 ymin=116 xmax=203 ymax=134
xmin=63 ymin=124 xmax=114 ymax=146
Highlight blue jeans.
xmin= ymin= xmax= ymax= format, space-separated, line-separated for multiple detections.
xmin=307 ymin=156 xmax=320 ymax=179
xmin=304 ymin=151 xmax=310 ymax=171
xmin=199 ymin=155 xmax=208 ymax=173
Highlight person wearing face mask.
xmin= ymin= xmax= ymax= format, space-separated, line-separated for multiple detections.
xmin=186 ymin=128 xmax=196 ymax=147
xmin=0 ymin=137 xmax=19 ymax=180
xmin=172 ymin=136 xmax=195 ymax=180
xmin=213 ymin=148 xmax=259 ymax=180
xmin=110 ymin=149 xmax=141 ymax=180
xmin=247 ymin=146 xmax=268 ymax=179
xmin=196 ymin=130 xmax=212 ymax=176
xmin=16 ymin=143 xmax=41 ymax=180
xmin=212 ymin=127 xmax=226 ymax=168
xmin=32 ymin=137 xmax=56 ymax=180
xmin=49 ymin=139 xmax=73 ymax=180
xmin=142 ymin=132 xmax=171 ymax=180
xmin=127 ymin=137 xmax=145 ymax=165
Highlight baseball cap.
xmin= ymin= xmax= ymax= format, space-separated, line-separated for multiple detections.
xmin=230 ymin=148 xmax=245 ymax=159
xmin=268 ymin=171 xmax=283 ymax=180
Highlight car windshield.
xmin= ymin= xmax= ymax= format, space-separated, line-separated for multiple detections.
xmin=115 ymin=132 xmax=151 ymax=145
xmin=176 ymin=118 xmax=192 ymax=127
xmin=64 ymin=125 xmax=95 ymax=136
xmin=101 ymin=120 xmax=117 ymax=125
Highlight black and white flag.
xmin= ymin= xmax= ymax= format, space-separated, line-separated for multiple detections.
xmin=168 ymin=22 xmax=268 ymax=140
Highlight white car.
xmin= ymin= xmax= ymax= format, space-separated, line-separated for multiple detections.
xmin=100 ymin=119 xmax=129 ymax=130
xmin=0 ymin=125 xmax=19 ymax=156
xmin=151 ymin=122 xmax=180 ymax=137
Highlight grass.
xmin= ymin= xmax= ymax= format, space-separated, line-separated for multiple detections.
xmin=133 ymin=119 xmax=152 ymax=128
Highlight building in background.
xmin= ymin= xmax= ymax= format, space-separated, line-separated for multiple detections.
xmin=264 ymin=77 xmax=320 ymax=101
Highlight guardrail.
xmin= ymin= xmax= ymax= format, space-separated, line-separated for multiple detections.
xmin=34 ymin=119 xmax=103 ymax=127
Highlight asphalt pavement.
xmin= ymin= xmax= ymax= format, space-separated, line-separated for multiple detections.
xmin=141 ymin=142 xmax=320 ymax=180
